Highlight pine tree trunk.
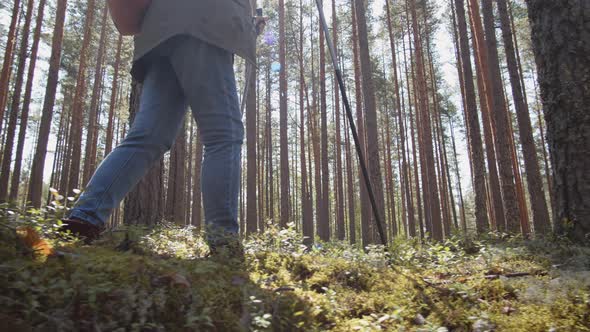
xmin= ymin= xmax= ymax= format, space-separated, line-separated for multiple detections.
xmin=83 ymin=4 xmax=109 ymax=185
xmin=408 ymin=0 xmax=442 ymax=240
xmin=65 ymin=0 xmax=96 ymax=194
xmin=192 ymin=134 xmax=203 ymax=230
xmin=332 ymin=0 xmax=345 ymax=241
xmin=497 ymin=0 xmax=551 ymax=235
xmin=50 ymin=106 xmax=67 ymax=194
xmin=165 ymin=119 xmax=187 ymax=224
xmin=402 ymin=25 xmax=423 ymax=238
xmin=257 ymin=69 xmax=264 ymax=231
xmin=526 ymin=0 xmax=589 ymax=242
xmin=386 ymin=0 xmax=415 ymax=238
xmin=454 ymin=0 xmax=490 ymax=232
xmin=278 ymin=0 xmax=290 ymax=229
xmin=12 ymin=0 xmax=46 ymax=202
xmin=344 ymin=113 xmax=356 ymax=243
xmin=246 ymin=66 xmax=258 ymax=231
xmin=467 ymin=0 xmax=505 ymax=230
xmin=449 ymin=117 xmax=468 ymax=232
xmin=264 ymin=65 xmax=272 ymax=221
xmin=317 ymin=0 xmax=330 ymax=241
xmin=105 ymin=35 xmax=123 ymax=156
xmin=0 ymin=0 xmax=35 ymax=202
xmin=186 ymin=120 xmax=194 ymax=225
xmin=481 ymin=0 xmax=521 ymax=232
xmin=300 ymin=0 xmax=313 ymax=245
xmin=124 ymin=82 xmax=164 ymax=226
xmin=351 ymin=0 xmax=367 ymax=244
xmin=354 ymin=0 xmax=386 ymax=245
xmin=0 ymin=0 xmax=21 ymax=134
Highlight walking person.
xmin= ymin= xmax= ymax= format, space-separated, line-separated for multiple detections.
xmin=62 ymin=0 xmax=264 ymax=253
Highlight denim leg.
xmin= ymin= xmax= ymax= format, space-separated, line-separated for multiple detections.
xmin=169 ymin=37 xmax=244 ymax=243
xmin=69 ymin=59 xmax=188 ymax=227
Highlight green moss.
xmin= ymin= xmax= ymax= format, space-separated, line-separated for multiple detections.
xmin=1 ymin=209 xmax=589 ymax=331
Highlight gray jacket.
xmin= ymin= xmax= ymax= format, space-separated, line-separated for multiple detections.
xmin=132 ymin=0 xmax=256 ymax=80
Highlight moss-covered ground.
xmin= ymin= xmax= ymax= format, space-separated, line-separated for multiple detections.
xmin=1 ymin=206 xmax=589 ymax=331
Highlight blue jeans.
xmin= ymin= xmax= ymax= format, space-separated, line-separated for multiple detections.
xmin=69 ymin=36 xmax=244 ymax=242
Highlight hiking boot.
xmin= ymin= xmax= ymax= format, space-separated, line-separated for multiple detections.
xmin=60 ymin=218 xmax=104 ymax=244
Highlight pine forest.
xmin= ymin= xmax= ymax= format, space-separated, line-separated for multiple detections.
xmin=0 ymin=0 xmax=588 ymax=330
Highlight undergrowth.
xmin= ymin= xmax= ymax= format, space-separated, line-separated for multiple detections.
xmin=0 ymin=202 xmax=589 ymax=331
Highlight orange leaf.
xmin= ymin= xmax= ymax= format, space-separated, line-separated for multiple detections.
xmin=16 ymin=226 xmax=55 ymax=258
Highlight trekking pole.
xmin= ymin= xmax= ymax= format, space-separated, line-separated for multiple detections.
xmin=314 ymin=0 xmax=387 ymax=246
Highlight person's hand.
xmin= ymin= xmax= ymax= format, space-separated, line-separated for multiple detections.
xmin=254 ymin=16 xmax=268 ymax=36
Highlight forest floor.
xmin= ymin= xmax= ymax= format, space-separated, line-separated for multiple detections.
xmin=1 ymin=207 xmax=589 ymax=331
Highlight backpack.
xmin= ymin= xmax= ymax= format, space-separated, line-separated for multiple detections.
xmin=107 ymin=0 xmax=152 ymax=36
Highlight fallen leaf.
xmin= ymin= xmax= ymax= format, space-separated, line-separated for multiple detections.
xmin=16 ymin=226 xmax=55 ymax=258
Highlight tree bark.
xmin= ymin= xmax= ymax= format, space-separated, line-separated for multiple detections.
xmin=454 ymin=0 xmax=490 ymax=232
xmin=318 ymin=0 xmax=330 ymax=241
xmin=0 ymin=0 xmax=21 ymax=135
xmin=351 ymin=0 xmax=367 ymax=244
xmin=124 ymin=82 xmax=164 ymax=226
xmin=12 ymin=0 xmax=46 ymax=202
xmin=192 ymin=133 xmax=203 ymax=230
xmin=165 ymin=118 xmax=187 ymax=224
xmin=497 ymin=0 xmax=551 ymax=235
xmin=401 ymin=23 xmax=423 ymax=238
xmin=333 ymin=0 xmax=345 ymax=241
xmin=279 ymin=0 xmax=290 ymax=229
xmin=0 ymin=0 xmax=35 ymax=202
xmin=408 ymin=0 xmax=442 ymax=241
xmin=354 ymin=0 xmax=386 ymax=245
xmin=467 ymin=0 xmax=505 ymax=231
xmin=65 ymin=0 xmax=96 ymax=194
xmin=526 ymin=0 xmax=590 ymax=242
xmin=299 ymin=0 xmax=313 ymax=245
xmin=481 ymin=0 xmax=521 ymax=232
xmin=83 ymin=3 xmax=109 ymax=185
xmin=386 ymin=0 xmax=415 ymax=238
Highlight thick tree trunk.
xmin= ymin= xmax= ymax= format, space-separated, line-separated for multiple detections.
xmin=0 ymin=0 xmax=35 ymax=202
xmin=526 ymin=0 xmax=590 ymax=242
xmin=497 ymin=0 xmax=551 ymax=235
xmin=12 ymin=0 xmax=46 ymax=202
